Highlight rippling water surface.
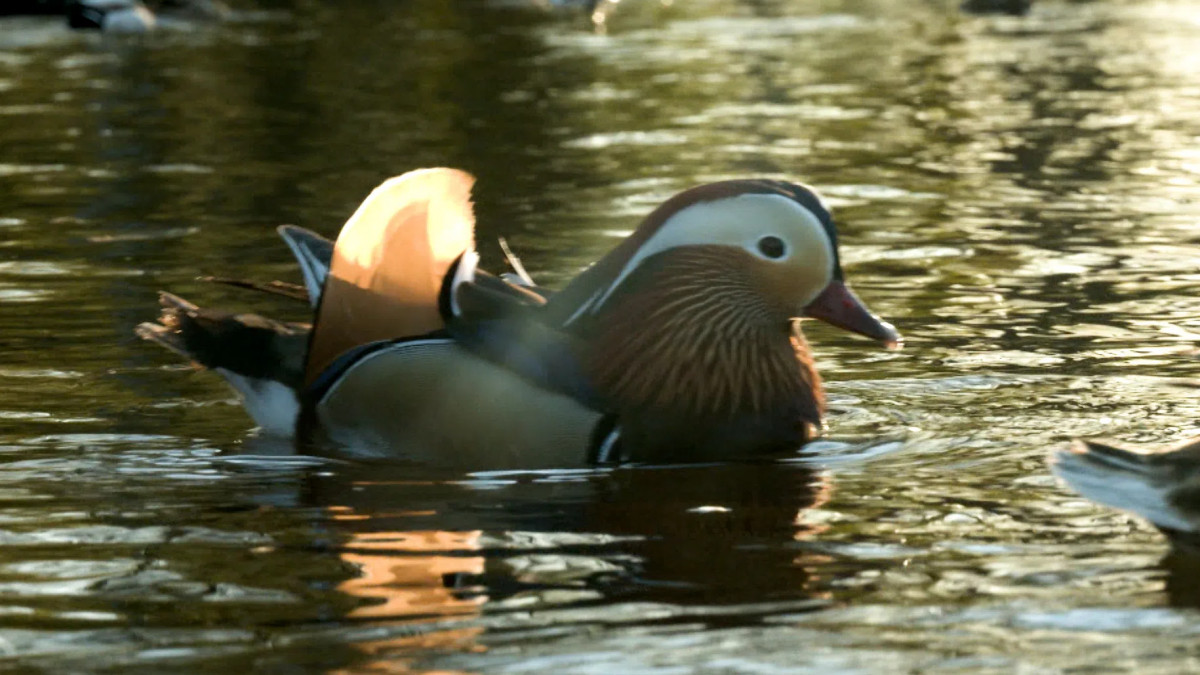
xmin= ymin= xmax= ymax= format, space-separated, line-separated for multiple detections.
xmin=4 ymin=0 xmax=1200 ymax=671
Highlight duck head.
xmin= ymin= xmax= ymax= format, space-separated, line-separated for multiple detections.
xmin=550 ymin=179 xmax=900 ymax=346
xmin=544 ymin=179 xmax=900 ymax=457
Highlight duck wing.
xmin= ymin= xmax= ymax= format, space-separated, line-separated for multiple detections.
xmin=1053 ymin=438 xmax=1200 ymax=535
xmin=445 ymin=254 xmax=599 ymax=407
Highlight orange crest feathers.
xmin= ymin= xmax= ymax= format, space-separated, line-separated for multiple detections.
xmin=305 ymin=168 xmax=476 ymax=384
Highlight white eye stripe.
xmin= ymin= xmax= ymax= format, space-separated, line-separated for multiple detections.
xmin=581 ymin=193 xmax=834 ymax=316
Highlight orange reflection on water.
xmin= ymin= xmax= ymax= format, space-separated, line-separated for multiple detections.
xmin=339 ymin=529 xmax=487 ymax=621
xmin=792 ymin=471 xmax=835 ymax=540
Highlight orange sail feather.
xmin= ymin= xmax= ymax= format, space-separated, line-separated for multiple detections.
xmin=305 ymin=169 xmax=476 ymax=384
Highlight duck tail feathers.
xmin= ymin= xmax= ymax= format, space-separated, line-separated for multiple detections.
xmin=136 ymin=292 xmax=307 ymax=436
xmin=134 ymin=292 xmax=196 ymax=357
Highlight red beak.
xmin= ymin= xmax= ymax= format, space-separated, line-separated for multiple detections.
xmin=803 ymin=280 xmax=902 ymax=350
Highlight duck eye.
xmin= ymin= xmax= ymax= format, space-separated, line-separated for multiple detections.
xmin=757 ymin=235 xmax=787 ymax=259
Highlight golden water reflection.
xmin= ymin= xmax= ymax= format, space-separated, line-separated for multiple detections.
xmin=317 ymin=462 xmax=835 ymax=669
xmin=333 ymin=523 xmax=487 ymax=670
xmin=338 ymin=529 xmax=486 ymax=621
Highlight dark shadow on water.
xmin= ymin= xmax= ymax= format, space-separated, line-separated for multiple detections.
xmin=1162 ymin=539 xmax=1200 ymax=609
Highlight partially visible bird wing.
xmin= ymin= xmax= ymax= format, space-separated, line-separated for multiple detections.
xmin=448 ymin=314 xmax=600 ymax=409
xmin=305 ymin=169 xmax=477 ymax=384
xmin=1052 ymin=438 xmax=1200 ymax=534
xmin=445 ymin=258 xmax=599 ymax=408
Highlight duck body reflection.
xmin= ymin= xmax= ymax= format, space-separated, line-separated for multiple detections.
xmin=289 ymin=457 xmax=835 ymax=654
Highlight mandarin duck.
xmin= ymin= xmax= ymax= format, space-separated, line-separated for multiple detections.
xmin=1053 ymin=438 xmax=1200 ymax=551
xmin=138 ymin=168 xmax=901 ymax=468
